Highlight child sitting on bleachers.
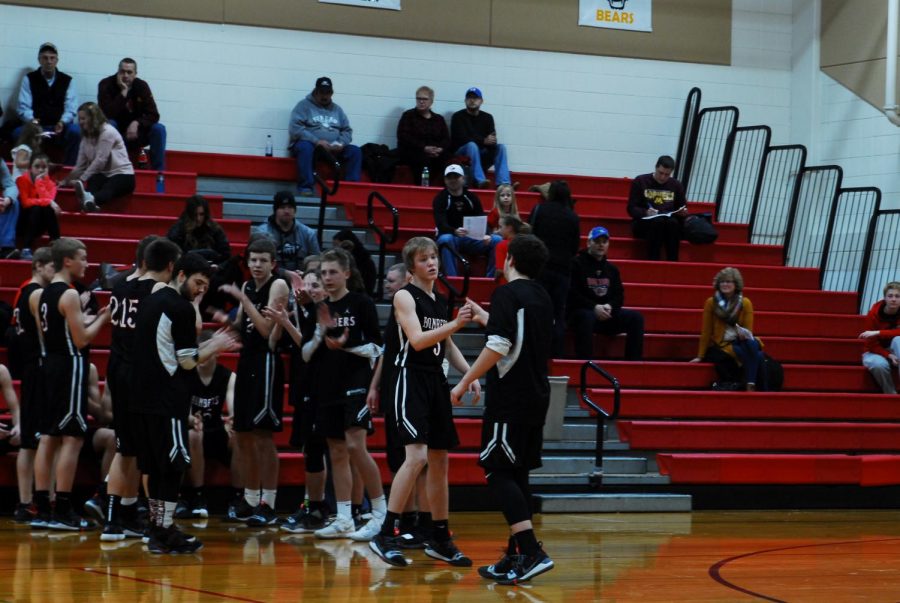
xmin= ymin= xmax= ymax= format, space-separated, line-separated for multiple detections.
xmin=494 ymin=215 xmax=530 ymax=285
xmin=15 ymin=153 xmax=61 ymax=260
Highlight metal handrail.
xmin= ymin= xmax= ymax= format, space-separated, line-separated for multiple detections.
xmin=579 ymin=361 xmax=621 ymax=488
xmin=366 ymin=191 xmax=400 ymax=299
xmin=313 ymin=150 xmax=341 ymax=249
xmin=436 ymin=242 xmax=471 ymax=319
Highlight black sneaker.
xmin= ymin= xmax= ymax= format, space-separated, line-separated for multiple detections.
xmin=369 ymin=533 xmax=409 ymax=567
xmin=478 ymin=553 xmax=521 ymax=580
xmin=189 ymin=495 xmax=208 ymax=519
xmin=226 ymin=498 xmax=254 ymax=523
xmin=83 ymin=493 xmax=105 ymax=523
xmin=49 ymin=509 xmax=97 ymax=531
xmin=424 ymin=538 xmax=472 ymax=567
xmin=174 ymin=498 xmax=192 ymax=519
xmin=147 ymin=525 xmax=203 ymax=554
xmin=281 ymin=506 xmax=327 ymax=534
xmin=494 ymin=548 xmax=554 ymax=585
xmin=100 ymin=523 xmax=126 ymax=542
xmin=397 ymin=527 xmax=427 ymax=549
xmin=31 ymin=511 xmax=51 ymax=529
xmin=14 ymin=503 xmax=36 ymax=524
xmin=246 ymin=503 xmax=279 ymax=527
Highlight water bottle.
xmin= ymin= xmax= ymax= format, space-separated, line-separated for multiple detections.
xmin=156 ymin=172 xmax=165 ymax=193
xmin=137 ymin=148 xmax=149 ymax=169
xmin=421 ymin=167 xmax=430 ymax=187
xmin=265 ymin=134 xmax=273 ymax=157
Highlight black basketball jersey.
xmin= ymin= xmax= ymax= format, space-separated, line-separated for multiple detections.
xmin=188 ymin=364 xmax=232 ymax=431
xmin=39 ymin=281 xmax=80 ymax=357
xmin=109 ymin=277 xmax=158 ymax=362
xmin=13 ymin=281 xmax=42 ymax=364
xmin=383 ymin=283 xmax=449 ymax=374
xmin=316 ymin=291 xmax=382 ymax=404
xmin=484 ymin=279 xmax=554 ymax=425
xmin=239 ymin=276 xmax=277 ymax=355
xmin=130 ymin=286 xmax=199 ymax=417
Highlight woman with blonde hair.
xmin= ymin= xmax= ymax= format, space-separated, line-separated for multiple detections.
xmin=487 ymin=183 xmax=520 ymax=233
xmin=690 ymin=267 xmax=764 ymax=391
xmin=59 ymin=102 xmax=135 ymax=212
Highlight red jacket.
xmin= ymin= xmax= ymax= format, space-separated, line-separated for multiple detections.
xmin=863 ymin=300 xmax=900 ymax=357
xmin=16 ymin=173 xmax=57 ymax=209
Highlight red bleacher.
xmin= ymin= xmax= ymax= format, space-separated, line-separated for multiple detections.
xmin=2 ymin=148 xmax=894 ymax=498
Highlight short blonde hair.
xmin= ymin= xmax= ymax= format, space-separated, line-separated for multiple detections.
xmin=713 ymin=267 xmax=744 ymax=293
xmin=416 ymin=86 xmax=434 ymax=99
xmin=402 ymin=237 xmax=439 ymax=272
xmin=884 ymin=281 xmax=900 ymax=296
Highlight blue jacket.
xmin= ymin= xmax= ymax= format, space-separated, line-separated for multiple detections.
xmin=0 ymin=161 xmax=20 ymax=248
xmin=254 ymin=217 xmax=321 ymax=272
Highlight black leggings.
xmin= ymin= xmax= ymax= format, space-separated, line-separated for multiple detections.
xmin=17 ymin=205 xmax=60 ymax=248
xmin=86 ymin=173 xmax=136 ymax=206
xmin=486 ymin=467 xmax=533 ymax=526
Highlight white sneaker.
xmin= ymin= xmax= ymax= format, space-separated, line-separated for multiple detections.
xmin=314 ymin=515 xmax=354 ymax=539
xmin=349 ymin=515 xmax=383 ymax=542
xmin=82 ymin=193 xmax=98 ymax=213
xmin=73 ymin=180 xmax=98 ymax=212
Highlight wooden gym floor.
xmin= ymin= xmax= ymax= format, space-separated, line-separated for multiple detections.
xmin=3 ymin=510 xmax=900 ymax=602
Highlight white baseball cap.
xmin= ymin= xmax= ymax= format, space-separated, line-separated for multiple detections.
xmin=444 ymin=164 xmax=464 ymax=177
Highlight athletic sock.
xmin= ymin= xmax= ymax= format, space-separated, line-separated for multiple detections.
xmin=121 ymin=497 xmax=138 ymax=507
xmin=381 ymin=510 xmax=400 ymax=536
xmin=351 ymin=503 xmax=362 ymax=519
xmin=337 ymin=501 xmax=352 ymax=521
xmin=370 ymin=495 xmax=387 ymax=518
xmin=514 ymin=529 xmax=540 ymax=557
xmin=162 ymin=501 xmax=176 ymax=528
xmin=55 ymin=492 xmax=72 ymax=516
xmin=244 ymin=489 xmax=260 ymax=507
xmin=261 ymin=489 xmax=277 ymax=508
xmin=432 ymin=519 xmax=450 ymax=542
xmin=34 ymin=490 xmax=51 ymax=515
xmin=399 ymin=511 xmax=418 ymax=533
xmin=506 ymin=534 xmax=518 ymax=555
xmin=418 ymin=512 xmax=433 ymax=538
xmin=106 ymin=494 xmax=121 ymax=524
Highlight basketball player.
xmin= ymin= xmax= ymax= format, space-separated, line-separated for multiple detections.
xmin=450 ymin=234 xmax=555 ymax=585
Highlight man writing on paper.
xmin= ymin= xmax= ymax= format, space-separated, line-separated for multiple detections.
xmin=433 ymin=164 xmax=501 ymax=277
xmin=626 ymin=155 xmax=687 ymax=261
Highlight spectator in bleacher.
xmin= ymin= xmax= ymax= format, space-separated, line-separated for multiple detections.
xmin=0 ymin=160 xmax=22 ymax=259
xmin=15 ymin=153 xmax=61 ymax=260
xmin=333 ymin=229 xmax=377 ymax=297
xmin=59 ymin=102 xmax=136 ymax=212
xmin=11 ymin=122 xmax=45 ymax=180
xmin=494 ymin=215 xmax=530 ymax=286
xmin=487 ymin=183 xmax=520 ymax=233
xmin=97 ymin=57 xmax=166 ymax=171
xmin=567 ymin=226 xmax=644 ymax=360
xmin=383 ymin=263 xmax=409 ymax=301
xmin=450 ymin=87 xmax=512 ymax=189
xmin=691 ymin=267 xmax=764 ymax=391
xmin=167 ymin=195 xmax=231 ymax=265
xmin=627 ymin=155 xmax=688 ymax=261
xmin=396 ymin=85 xmax=451 ymax=185
xmin=288 ymin=76 xmax=362 ymax=197
xmin=859 ymin=281 xmax=900 ymax=394
xmin=433 ymin=164 xmax=501 ymax=277
xmin=254 ymin=191 xmax=321 ymax=272
xmin=530 ymin=180 xmax=580 ymax=357
xmin=14 ymin=43 xmax=81 ymax=166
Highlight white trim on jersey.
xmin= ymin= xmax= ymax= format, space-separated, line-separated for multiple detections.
xmin=495 ymin=308 xmax=526 ymax=379
xmin=393 ymin=368 xmax=417 ymax=438
xmin=168 ymin=418 xmax=191 ymax=465
xmin=252 ymin=351 xmax=281 ymax=426
xmin=479 ymin=422 xmax=516 ymax=464
xmin=156 ymin=314 xmax=178 ymax=376
xmin=395 ymin=322 xmax=410 ymax=368
xmin=57 ymin=354 xmax=87 ymax=432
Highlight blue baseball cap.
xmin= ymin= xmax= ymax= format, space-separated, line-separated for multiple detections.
xmin=589 ymin=226 xmax=610 ymax=240
xmin=465 ymin=87 xmax=483 ymax=99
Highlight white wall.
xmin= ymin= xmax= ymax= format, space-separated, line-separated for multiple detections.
xmin=0 ymin=3 xmax=794 ymax=179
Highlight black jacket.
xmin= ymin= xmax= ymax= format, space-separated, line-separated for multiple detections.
xmin=432 ymin=188 xmax=485 ymax=235
xmin=529 ymin=200 xmax=580 ymax=274
xmin=567 ymin=250 xmax=625 ymax=315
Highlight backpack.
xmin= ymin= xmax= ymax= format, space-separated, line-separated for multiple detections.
xmin=759 ymin=353 xmax=784 ymax=391
xmin=360 ymin=143 xmax=399 ymax=183
xmin=682 ymin=213 xmax=719 ymax=244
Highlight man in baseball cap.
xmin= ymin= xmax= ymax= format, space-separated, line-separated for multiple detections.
xmin=288 ymin=76 xmax=361 ymax=196
xmin=432 ymin=164 xmax=501 ymax=278
xmin=449 ymin=86 xmax=512 ymax=189
xmin=566 ymin=225 xmax=645 ymax=360
xmin=252 ymin=190 xmax=321 ymax=271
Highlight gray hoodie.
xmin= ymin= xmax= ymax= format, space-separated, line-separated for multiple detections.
xmin=288 ymin=92 xmax=353 ymax=146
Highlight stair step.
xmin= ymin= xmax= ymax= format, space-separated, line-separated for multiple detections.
xmin=535 ymin=492 xmax=690 ymax=512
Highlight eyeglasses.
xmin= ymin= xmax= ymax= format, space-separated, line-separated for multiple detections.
xmin=415 ymin=97 xmax=431 ymax=101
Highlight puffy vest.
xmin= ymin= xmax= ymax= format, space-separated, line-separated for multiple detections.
xmin=26 ymin=69 xmax=72 ymax=125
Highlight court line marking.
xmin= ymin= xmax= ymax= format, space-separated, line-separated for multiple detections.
xmin=79 ymin=567 xmax=266 ymax=602
xmin=708 ymin=536 xmax=900 ymax=603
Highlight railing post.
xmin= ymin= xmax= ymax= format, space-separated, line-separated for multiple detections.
xmin=579 ymin=361 xmax=621 ymax=488
xmin=366 ymin=191 xmax=400 ymax=299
